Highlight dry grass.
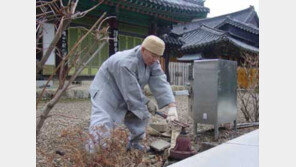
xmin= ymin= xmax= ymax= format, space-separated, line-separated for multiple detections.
xmin=36 ymin=125 xmax=160 ymax=167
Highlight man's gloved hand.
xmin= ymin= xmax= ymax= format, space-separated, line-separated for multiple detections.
xmin=166 ymin=107 xmax=179 ymax=122
xmin=146 ymin=100 xmax=157 ymax=115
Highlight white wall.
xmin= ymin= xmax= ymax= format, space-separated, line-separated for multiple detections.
xmin=42 ymin=23 xmax=55 ymax=65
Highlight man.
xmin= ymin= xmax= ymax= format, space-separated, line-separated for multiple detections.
xmin=87 ymin=35 xmax=178 ymax=152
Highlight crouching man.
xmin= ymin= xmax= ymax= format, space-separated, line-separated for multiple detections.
xmin=87 ymin=35 xmax=178 ymax=152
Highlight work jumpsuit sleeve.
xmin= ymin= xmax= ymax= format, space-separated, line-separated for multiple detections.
xmin=148 ymin=63 xmax=175 ymax=109
xmin=113 ymin=65 xmax=148 ymax=119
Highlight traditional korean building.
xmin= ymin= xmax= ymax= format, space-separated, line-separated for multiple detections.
xmin=162 ymin=6 xmax=259 ymax=85
xmin=170 ymin=6 xmax=259 ymax=64
xmin=39 ymin=0 xmax=209 ymax=79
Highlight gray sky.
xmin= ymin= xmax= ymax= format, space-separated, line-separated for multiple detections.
xmin=204 ymin=0 xmax=259 ymax=17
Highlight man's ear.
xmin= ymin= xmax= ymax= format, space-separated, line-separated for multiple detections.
xmin=141 ymin=47 xmax=145 ymax=55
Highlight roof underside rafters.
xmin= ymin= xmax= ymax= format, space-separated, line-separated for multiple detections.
xmin=99 ymin=0 xmax=209 ymax=23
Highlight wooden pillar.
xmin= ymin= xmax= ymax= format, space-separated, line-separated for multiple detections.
xmin=164 ymin=49 xmax=171 ymax=82
xmin=56 ymin=30 xmax=68 ymax=80
xmin=108 ymin=17 xmax=118 ymax=56
xmin=148 ymin=20 xmax=157 ymax=35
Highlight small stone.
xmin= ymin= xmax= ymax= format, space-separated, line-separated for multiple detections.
xmin=148 ymin=155 xmax=155 ymax=159
xmin=147 ymin=126 xmax=161 ymax=136
xmin=161 ymin=131 xmax=171 ymax=138
xmin=150 ymin=139 xmax=170 ymax=152
xmin=149 ymin=122 xmax=168 ymax=133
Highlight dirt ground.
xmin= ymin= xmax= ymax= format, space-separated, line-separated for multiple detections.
xmin=36 ymin=95 xmax=258 ymax=166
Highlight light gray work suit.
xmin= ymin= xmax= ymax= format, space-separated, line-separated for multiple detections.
xmin=88 ymin=45 xmax=175 ymax=148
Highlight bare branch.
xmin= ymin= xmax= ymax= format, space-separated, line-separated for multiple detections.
xmin=97 ymin=16 xmax=116 ymax=34
xmin=71 ymin=42 xmax=107 ymax=81
xmin=36 ymin=10 xmax=109 ymax=135
xmin=71 ymin=0 xmax=104 ymax=19
xmin=59 ymin=0 xmax=64 ymax=7
xmin=36 ymin=1 xmax=105 ymax=74
xmin=37 ymin=16 xmax=64 ymax=72
xmin=70 ymin=0 xmax=79 ymax=14
xmin=36 ymin=10 xmax=55 ymax=18
xmin=36 ymin=42 xmax=107 ymax=136
xmin=37 ymin=113 xmax=80 ymax=120
xmin=63 ymin=12 xmax=106 ymax=63
xmin=36 ymin=0 xmax=59 ymax=8
xmin=237 ymin=52 xmax=259 ymax=122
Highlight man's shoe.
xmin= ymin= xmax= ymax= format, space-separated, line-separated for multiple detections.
xmin=127 ymin=142 xmax=151 ymax=152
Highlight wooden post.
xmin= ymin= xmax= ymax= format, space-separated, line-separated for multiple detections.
xmin=164 ymin=49 xmax=171 ymax=82
xmin=56 ymin=30 xmax=68 ymax=81
xmin=148 ymin=19 xmax=157 ymax=35
xmin=108 ymin=17 xmax=118 ymax=56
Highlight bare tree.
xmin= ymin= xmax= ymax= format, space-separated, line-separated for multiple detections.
xmin=237 ymin=53 xmax=259 ymax=122
xmin=36 ymin=0 xmax=104 ymax=74
xmin=36 ymin=0 xmax=115 ymax=136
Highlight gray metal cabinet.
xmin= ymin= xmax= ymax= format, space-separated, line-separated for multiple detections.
xmin=190 ymin=59 xmax=237 ymax=139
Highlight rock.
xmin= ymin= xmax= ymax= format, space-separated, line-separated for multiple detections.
xmin=161 ymin=131 xmax=171 ymax=138
xmin=149 ymin=122 xmax=168 ymax=133
xmin=148 ymin=155 xmax=156 ymax=159
xmin=147 ymin=126 xmax=162 ymax=136
xmin=150 ymin=139 xmax=170 ymax=152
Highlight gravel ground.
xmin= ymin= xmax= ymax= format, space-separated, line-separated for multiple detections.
xmin=36 ymin=95 xmax=258 ymax=166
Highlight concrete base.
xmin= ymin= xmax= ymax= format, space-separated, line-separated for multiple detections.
xmin=36 ymin=80 xmax=53 ymax=88
xmin=36 ymin=85 xmax=90 ymax=100
xmin=37 ymin=83 xmax=186 ymax=100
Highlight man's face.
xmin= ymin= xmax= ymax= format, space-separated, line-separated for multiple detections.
xmin=141 ymin=47 xmax=161 ymax=66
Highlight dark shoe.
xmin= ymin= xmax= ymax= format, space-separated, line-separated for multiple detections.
xmin=127 ymin=142 xmax=151 ymax=152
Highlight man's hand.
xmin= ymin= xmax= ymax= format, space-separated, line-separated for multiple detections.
xmin=166 ymin=107 xmax=179 ymax=122
xmin=147 ymin=100 xmax=157 ymax=115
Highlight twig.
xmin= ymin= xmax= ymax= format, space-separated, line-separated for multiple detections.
xmin=71 ymin=0 xmax=104 ymax=19
xmin=36 ymin=113 xmax=81 ymax=120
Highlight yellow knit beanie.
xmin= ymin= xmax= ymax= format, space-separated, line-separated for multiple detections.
xmin=141 ymin=35 xmax=165 ymax=56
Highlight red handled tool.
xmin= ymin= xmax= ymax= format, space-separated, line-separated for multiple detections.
xmin=155 ymin=111 xmax=189 ymax=128
xmin=154 ymin=111 xmax=197 ymax=160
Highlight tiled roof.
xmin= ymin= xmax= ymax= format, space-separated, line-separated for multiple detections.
xmin=215 ymin=17 xmax=259 ymax=35
xmin=102 ymin=0 xmax=209 ymax=22
xmin=161 ymin=34 xmax=184 ymax=46
xmin=171 ymin=6 xmax=257 ymax=35
xmin=159 ymin=0 xmax=206 ymax=11
xmin=147 ymin=0 xmax=209 ymax=13
xmin=227 ymin=37 xmax=259 ymax=53
xmin=180 ymin=25 xmax=258 ymax=53
xmin=181 ymin=25 xmax=226 ymax=50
